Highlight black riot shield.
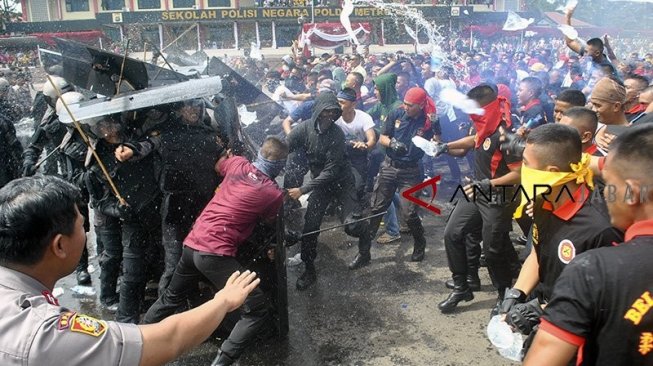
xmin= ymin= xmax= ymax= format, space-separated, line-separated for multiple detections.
xmin=53 ymin=38 xmax=188 ymax=96
xmin=207 ymin=57 xmax=285 ymax=147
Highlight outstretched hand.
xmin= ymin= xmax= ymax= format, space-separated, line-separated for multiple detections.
xmin=215 ymin=270 xmax=260 ymax=312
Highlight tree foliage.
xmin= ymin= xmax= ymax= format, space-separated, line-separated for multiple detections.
xmin=1 ymin=0 xmax=21 ymax=32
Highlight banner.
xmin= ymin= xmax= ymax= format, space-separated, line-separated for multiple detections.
xmin=299 ymin=22 xmax=371 ymax=50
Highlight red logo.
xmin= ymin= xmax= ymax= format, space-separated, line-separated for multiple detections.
xmin=402 ymin=175 xmax=441 ymax=215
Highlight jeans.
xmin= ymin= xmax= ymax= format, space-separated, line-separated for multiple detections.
xmin=384 ymin=193 xmax=401 ymax=237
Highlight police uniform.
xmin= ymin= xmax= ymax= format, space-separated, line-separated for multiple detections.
xmin=538 ymin=220 xmax=653 ymax=365
xmin=0 ymin=266 xmax=142 ymax=365
xmin=530 ymin=184 xmax=623 ymax=301
xmin=365 ymin=107 xmax=441 ymax=261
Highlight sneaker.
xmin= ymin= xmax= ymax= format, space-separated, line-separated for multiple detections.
xmin=377 ymin=232 xmax=401 ymax=244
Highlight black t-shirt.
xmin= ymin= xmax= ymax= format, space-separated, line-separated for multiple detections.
xmin=473 ymin=127 xmax=521 ymax=181
xmin=531 ymin=184 xmax=623 ymax=301
xmin=383 ymin=108 xmax=441 ymax=163
xmin=540 ymin=222 xmax=653 ymax=366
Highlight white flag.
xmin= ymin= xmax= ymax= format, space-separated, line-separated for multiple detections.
xmin=503 ymin=11 xmax=534 ymax=31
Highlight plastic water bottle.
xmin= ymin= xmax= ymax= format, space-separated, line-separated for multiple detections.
xmin=486 ymin=315 xmax=524 ymax=362
xmin=411 ymin=136 xmax=437 ymax=157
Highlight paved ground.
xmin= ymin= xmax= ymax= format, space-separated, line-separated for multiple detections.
xmin=56 ymin=172 xmax=523 ymax=366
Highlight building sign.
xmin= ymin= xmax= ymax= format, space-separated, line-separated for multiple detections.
xmin=93 ymin=6 xmax=472 ymax=24
xmin=160 ymin=7 xmax=389 ymax=21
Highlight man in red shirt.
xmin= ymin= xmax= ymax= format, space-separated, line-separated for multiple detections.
xmin=142 ymin=136 xmax=288 ymax=366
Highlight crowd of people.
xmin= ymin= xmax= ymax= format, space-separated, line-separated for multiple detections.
xmin=1 ymin=7 xmax=653 ymax=364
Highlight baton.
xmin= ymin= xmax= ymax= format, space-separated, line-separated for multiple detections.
xmin=34 ymin=141 xmax=65 ymax=168
xmin=297 ymin=211 xmax=388 ymax=239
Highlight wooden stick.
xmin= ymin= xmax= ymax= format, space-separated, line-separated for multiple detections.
xmin=116 ymin=38 xmax=131 ymax=95
xmin=46 ymin=74 xmax=127 ymax=206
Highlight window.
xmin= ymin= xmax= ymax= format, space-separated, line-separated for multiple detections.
xmin=172 ymin=0 xmax=195 ymax=8
xmin=207 ymin=0 xmax=230 ymax=6
xmin=65 ymin=0 xmax=89 ymax=12
xmin=137 ymin=0 xmax=160 ymax=9
xmin=101 ymin=0 xmax=124 ymax=10
xmin=206 ymin=24 xmax=235 ymax=49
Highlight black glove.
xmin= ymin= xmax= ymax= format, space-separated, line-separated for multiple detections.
xmin=284 ymin=230 xmax=302 ymax=247
xmin=506 ymin=298 xmax=543 ymax=335
xmin=499 ymin=287 xmax=527 ymax=315
xmin=62 ymin=141 xmax=88 ymax=162
xmin=389 ymin=138 xmax=408 ymax=156
xmin=433 ymin=142 xmax=449 ymax=157
xmin=23 ymin=164 xmax=37 ymax=177
xmin=117 ymin=203 xmax=137 ymax=221
xmin=500 ymin=130 xmax=526 ymax=159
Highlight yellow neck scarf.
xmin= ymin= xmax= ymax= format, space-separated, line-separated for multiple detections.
xmin=514 ymin=153 xmax=594 ymax=218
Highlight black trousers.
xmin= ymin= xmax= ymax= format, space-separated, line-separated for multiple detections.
xmin=117 ymin=199 xmax=163 ymax=324
xmin=444 ymin=197 xmax=519 ymax=292
xmin=301 ymin=172 xmax=370 ymax=265
xmin=367 ymin=158 xmax=426 ymax=254
xmin=159 ymin=191 xmax=206 ymax=296
xmin=142 ymin=246 xmax=270 ymax=360
xmin=95 ymin=210 xmax=122 ymax=306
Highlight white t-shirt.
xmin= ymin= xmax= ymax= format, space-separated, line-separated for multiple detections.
xmin=272 ymin=85 xmax=300 ymax=114
xmin=336 ymin=109 xmax=375 ymax=142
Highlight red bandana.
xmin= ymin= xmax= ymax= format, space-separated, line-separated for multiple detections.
xmin=470 ymin=96 xmax=512 ymax=148
xmin=626 ymin=103 xmax=647 ymax=115
xmin=404 ymin=87 xmax=437 ymax=131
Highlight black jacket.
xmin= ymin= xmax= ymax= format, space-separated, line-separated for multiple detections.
xmin=0 ymin=115 xmax=23 ymax=188
xmin=287 ymin=92 xmax=350 ymax=194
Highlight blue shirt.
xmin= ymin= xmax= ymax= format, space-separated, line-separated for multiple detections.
xmin=290 ymin=100 xmax=315 ymax=122
xmin=382 ymin=108 xmax=440 ymax=163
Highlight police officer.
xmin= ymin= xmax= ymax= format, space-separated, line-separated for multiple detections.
xmin=0 ymin=105 xmax=22 ymax=189
xmin=22 ymin=75 xmax=73 ymax=177
xmin=85 ymin=110 xmax=164 ymax=324
xmin=524 ymin=124 xmax=653 ymax=366
xmin=351 ymin=87 xmax=441 ymax=269
xmin=0 ymin=175 xmax=259 ymax=366
xmin=499 ymin=124 xmax=623 ymax=342
xmin=156 ymin=99 xmax=222 ymax=294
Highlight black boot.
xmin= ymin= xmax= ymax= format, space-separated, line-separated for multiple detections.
xmin=211 ymin=349 xmax=238 ymax=366
xmin=467 ymin=267 xmax=481 ymax=291
xmin=445 ymin=272 xmax=481 ymax=291
xmin=408 ymin=218 xmax=426 ymax=262
xmin=349 ymin=252 xmax=371 ymax=270
xmin=296 ymin=263 xmax=317 ymax=291
xmin=76 ymin=246 xmax=91 ymax=285
xmin=438 ymin=275 xmax=474 ymax=313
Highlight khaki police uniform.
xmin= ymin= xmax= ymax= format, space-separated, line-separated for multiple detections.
xmin=0 ymin=266 xmax=143 ymax=365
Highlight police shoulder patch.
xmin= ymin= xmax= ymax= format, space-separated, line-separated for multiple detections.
xmin=70 ymin=314 xmax=107 ymax=337
xmin=482 ymin=137 xmax=492 ymax=151
xmin=57 ymin=311 xmax=76 ymax=331
xmin=558 ymin=239 xmax=576 ymax=264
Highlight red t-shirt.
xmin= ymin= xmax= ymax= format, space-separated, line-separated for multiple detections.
xmin=184 ymin=156 xmax=283 ymax=257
